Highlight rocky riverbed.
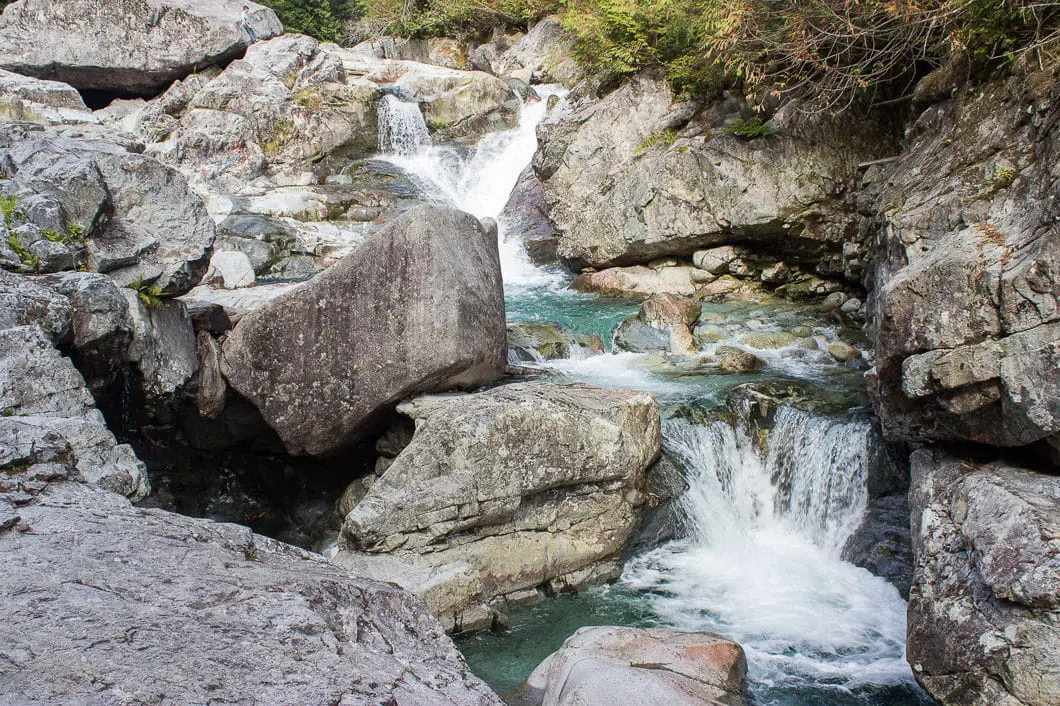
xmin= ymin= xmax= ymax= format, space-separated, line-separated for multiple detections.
xmin=1 ymin=1 xmax=1057 ymax=705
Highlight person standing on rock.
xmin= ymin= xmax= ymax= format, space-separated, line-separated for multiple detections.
xmin=241 ymin=6 xmax=258 ymax=43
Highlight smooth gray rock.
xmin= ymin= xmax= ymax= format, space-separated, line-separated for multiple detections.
xmin=0 ymin=270 xmax=72 ymax=343
xmin=870 ymin=66 xmax=1060 ymax=448
xmin=493 ymin=16 xmax=582 ymax=87
xmin=907 ymin=448 xmax=1060 ymax=706
xmin=506 ymin=320 xmax=603 ymax=363
xmin=0 ymin=475 xmax=501 ymax=705
xmin=0 ymin=123 xmax=215 ymax=296
xmin=336 ymin=382 xmax=660 ymax=632
xmin=525 ymin=626 xmax=746 ymax=706
xmin=0 ymin=325 xmax=147 ymax=500
xmin=222 ymin=206 xmax=506 ymax=457
xmin=0 ymin=0 xmax=283 ymax=93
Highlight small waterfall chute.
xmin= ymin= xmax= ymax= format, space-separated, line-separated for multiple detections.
xmin=377 ymin=94 xmax=430 ymax=155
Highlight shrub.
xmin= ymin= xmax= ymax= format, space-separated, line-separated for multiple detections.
xmin=1 ymin=193 xmax=18 ymax=227
xmin=635 ymin=129 xmax=678 ymax=154
xmin=6 ymin=233 xmax=38 ymax=269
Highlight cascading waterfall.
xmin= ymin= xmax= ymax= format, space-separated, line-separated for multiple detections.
xmin=378 ymin=86 xmax=567 ymax=287
xmin=623 ymin=406 xmax=912 ymax=699
xmin=377 ymin=94 xmax=431 ymax=155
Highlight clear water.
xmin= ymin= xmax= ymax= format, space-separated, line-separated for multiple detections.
xmin=376 ymin=84 xmax=928 ymax=705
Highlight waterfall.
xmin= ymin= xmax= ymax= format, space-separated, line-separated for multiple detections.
xmin=669 ymin=406 xmax=869 ymax=556
xmin=377 ymin=94 xmax=430 ymax=155
xmin=378 ymin=87 xmax=568 ymax=287
xmin=623 ymin=405 xmax=910 ymax=695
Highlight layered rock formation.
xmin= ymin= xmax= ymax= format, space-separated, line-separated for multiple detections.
xmin=525 ymin=626 xmax=747 ymax=706
xmin=870 ymin=65 xmax=1059 ymax=451
xmin=535 ymin=71 xmax=897 ymax=280
xmin=865 ymin=62 xmax=1060 ymax=704
xmin=0 ymin=0 xmax=283 ymax=93
xmin=907 ymin=449 xmax=1058 ymax=705
xmin=221 ymin=206 xmax=507 ymax=456
xmin=335 ymin=382 xmax=661 ymax=631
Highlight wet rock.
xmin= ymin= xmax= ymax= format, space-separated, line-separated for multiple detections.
xmin=907 ymin=448 xmax=1060 ymax=705
xmin=614 ymin=294 xmax=701 ymax=356
xmin=195 ymin=331 xmax=227 ymax=420
xmin=221 ymin=206 xmax=506 ymax=457
xmin=335 ymin=382 xmax=660 ymax=632
xmin=122 ymin=290 xmax=198 ymax=423
xmin=738 ymin=331 xmax=797 ymax=349
xmin=507 ymin=321 xmax=603 ymax=362
xmin=525 ymin=626 xmax=746 ymax=706
xmin=716 ymin=347 xmax=766 ymax=373
xmin=500 ymin=165 xmax=560 ymax=264
xmin=0 ymin=476 xmax=500 ymax=705
xmin=827 ymin=341 xmax=862 ymax=363
xmin=0 ymin=0 xmax=283 ymax=93
xmin=0 ymin=325 xmax=147 ymax=500
xmin=40 ymin=271 xmax=134 ymax=392
xmin=842 ymin=493 xmax=914 ymax=598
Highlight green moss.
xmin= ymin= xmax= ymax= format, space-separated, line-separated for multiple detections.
xmin=263 ymin=116 xmax=298 ymax=157
xmin=1 ymin=194 xmax=19 ymax=227
xmin=635 ymin=129 xmax=678 ymax=155
xmin=730 ymin=115 xmax=773 ymax=140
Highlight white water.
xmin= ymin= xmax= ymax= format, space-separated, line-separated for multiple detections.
xmin=377 ymin=94 xmax=431 ymax=155
xmin=377 ymin=87 xmax=567 ymax=287
xmin=624 ymin=408 xmax=912 ymax=697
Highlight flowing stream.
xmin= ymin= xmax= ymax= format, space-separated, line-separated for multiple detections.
xmin=376 ymin=90 xmax=929 ymax=704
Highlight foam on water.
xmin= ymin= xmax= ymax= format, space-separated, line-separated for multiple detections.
xmin=622 ymin=411 xmax=915 ymax=699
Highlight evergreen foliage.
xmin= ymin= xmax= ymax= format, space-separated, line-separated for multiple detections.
xmin=260 ymin=0 xmax=359 ymax=43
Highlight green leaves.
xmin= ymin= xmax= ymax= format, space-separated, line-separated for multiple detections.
xmin=260 ymin=0 xmax=358 ymax=42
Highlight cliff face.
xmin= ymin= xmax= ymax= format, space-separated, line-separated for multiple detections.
xmin=869 ymin=65 xmax=1059 ymax=451
xmin=866 ymin=63 xmax=1060 ymax=706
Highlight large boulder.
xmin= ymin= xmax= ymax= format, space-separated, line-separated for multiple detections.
xmin=221 ymin=206 xmax=506 ymax=457
xmin=0 ymin=269 xmax=72 ymax=344
xmin=335 ymin=382 xmax=660 ymax=632
xmin=907 ymin=448 xmax=1060 ymax=705
xmin=525 ymin=626 xmax=746 ymax=706
xmin=0 ymin=325 xmax=147 ymax=500
xmin=0 ymin=123 xmax=215 ymax=295
xmin=0 ymin=471 xmax=501 ymax=705
xmin=535 ymin=71 xmax=895 ymax=270
xmin=499 ymin=165 xmax=561 ymax=263
xmin=122 ymin=290 xmax=199 ymax=423
xmin=0 ymin=0 xmax=283 ymax=94
xmin=869 ymin=65 xmax=1060 ymax=449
